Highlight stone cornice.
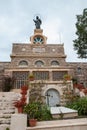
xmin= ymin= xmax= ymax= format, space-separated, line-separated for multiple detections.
xmin=10 ymin=54 xmax=66 ymax=58
xmin=5 ymin=67 xmax=70 ymax=71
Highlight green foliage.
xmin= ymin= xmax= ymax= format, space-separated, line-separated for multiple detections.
xmin=2 ymin=76 xmax=15 ymax=92
xmin=62 ymin=86 xmax=79 ymax=105
xmin=23 ymin=102 xmax=40 ymax=119
xmin=6 ymin=128 xmax=10 ymax=130
xmin=66 ymin=97 xmax=87 ymax=116
xmin=63 ymin=74 xmax=71 ymax=81
xmin=73 ymin=8 xmax=87 ymax=58
xmin=29 ymin=81 xmax=44 ymax=103
xmin=40 ymin=105 xmax=52 ymax=121
xmin=72 ymin=77 xmax=78 ymax=84
xmin=23 ymin=102 xmax=52 ymax=121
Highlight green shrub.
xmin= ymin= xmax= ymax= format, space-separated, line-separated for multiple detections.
xmin=2 ymin=76 xmax=15 ymax=92
xmin=66 ymin=97 xmax=87 ymax=116
xmin=40 ymin=105 xmax=52 ymax=121
xmin=23 ymin=102 xmax=52 ymax=121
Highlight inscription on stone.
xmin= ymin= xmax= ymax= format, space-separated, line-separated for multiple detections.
xmin=33 ymin=47 xmax=45 ymax=53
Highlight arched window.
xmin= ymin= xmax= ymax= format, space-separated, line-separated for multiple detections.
xmin=35 ymin=60 xmax=44 ymax=67
xmin=77 ymin=67 xmax=82 ymax=74
xmin=51 ymin=60 xmax=59 ymax=66
xmin=19 ymin=60 xmax=28 ymax=67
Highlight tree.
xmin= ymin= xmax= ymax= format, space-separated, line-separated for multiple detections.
xmin=2 ymin=75 xmax=15 ymax=92
xmin=73 ymin=8 xmax=87 ymax=58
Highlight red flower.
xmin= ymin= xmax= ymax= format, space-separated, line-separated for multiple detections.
xmin=21 ymin=96 xmax=26 ymax=102
xmin=21 ymin=86 xmax=28 ymax=91
xmin=14 ymin=100 xmax=26 ymax=108
xmin=21 ymin=91 xmax=27 ymax=95
xmin=73 ymin=84 xmax=84 ymax=90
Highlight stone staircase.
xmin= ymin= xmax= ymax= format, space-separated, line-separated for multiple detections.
xmin=0 ymin=92 xmax=21 ymax=130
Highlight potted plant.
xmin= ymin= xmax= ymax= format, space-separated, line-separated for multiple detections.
xmin=14 ymin=85 xmax=27 ymax=113
xmin=21 ymin=85 xmax=28 ymax=91
xmin=23 ymin=102 xmax=52 ymax=126
xmin=63 ymin=74 xmax=71 ymax=81
xmin=23 ymin=102 xmax=39 ymax=126
xmin=14 ymin=100 xmax=26 ymax=113
xmin=29 ymin=73 xmax=34 ymax=81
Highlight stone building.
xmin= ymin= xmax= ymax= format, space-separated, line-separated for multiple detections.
xmin=0 ymin=21 xmax=87 ymax=106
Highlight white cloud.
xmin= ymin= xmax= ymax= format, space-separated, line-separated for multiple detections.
xmin=0 ymin=16 xmax=20 ymax=37
xmin=43 ymin=17 xmax=62 ymax=43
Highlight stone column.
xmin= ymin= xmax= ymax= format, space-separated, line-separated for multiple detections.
xmin=10 ymin=114 xmax=27 ymax=130
xmin=49 ymin=70 xmax=52 ymax=81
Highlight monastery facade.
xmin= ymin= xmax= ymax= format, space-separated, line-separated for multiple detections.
xmin=0 ymin=19 xmax=87 ymax=106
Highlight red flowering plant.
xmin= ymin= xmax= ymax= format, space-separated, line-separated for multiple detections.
xmin=14 ymin=100 xmax=26 ymax=108
xmin=21 ymin=96 xmax=26 ymax=102
xmin=14 ymin=100 xmax=26 ymax=113
xmin=14 ymin=85 xmax=28 ymax=113
xmin=21 ymin=91 xmax=27 ymax=95
xmin=21 ymin=85 xmax=28 ymax=91
xmin=21 ymin=85 xmax=28 ymax=97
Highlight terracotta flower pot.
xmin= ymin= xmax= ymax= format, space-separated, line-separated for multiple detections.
xmin=65 ymin=77 xmax=71 ymax=80
xmin=29 ymin=77 xmax=34 ymax=81
xmin=18 ymin=107 xmax=23 ymax=113
xmin=29 ymin=119 xmax=37 ymax=127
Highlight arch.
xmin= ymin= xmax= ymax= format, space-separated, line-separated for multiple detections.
xmin=35 ymin=60 xmax=44 ymax=67
xmin=45 ymin=88 xmax=60 ymax=107
xmin=19 ymin=60 xmax=28 ymax=67
xmin=51 ymin=60 xmax=59 ymax=66
xmin=77 ymin=67 xmax=82 ymax=74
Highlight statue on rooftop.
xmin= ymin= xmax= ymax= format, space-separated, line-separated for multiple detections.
xmin=33 ymin=16 xmax=42 ymax=29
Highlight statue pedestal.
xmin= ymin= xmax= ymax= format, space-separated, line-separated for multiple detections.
xmin=10 ymin=114 xmax=27 ymax=130
xmin=34 ymin=29 xmax=43 ymax=34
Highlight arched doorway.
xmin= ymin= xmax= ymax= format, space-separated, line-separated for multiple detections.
xmin=45 ymin=89 xmax=60 ymax=107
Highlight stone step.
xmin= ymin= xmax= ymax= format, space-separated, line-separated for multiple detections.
xmin=0 ymin=109 xmax=15 ymax=114
xmin=0 ymin=114 xmax=11 ymax=118
xmin=0 ymin=106 xmax=15 ymax=109
xmin=0 ymin=124 xmax=10 ymax=130
xmin=0 ymin=92 xmax=21 ymax=126
xmin=0 ymin=118 xmax=10 ymax=124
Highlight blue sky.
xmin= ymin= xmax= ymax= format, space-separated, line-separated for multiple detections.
xmin=0 ymin=0 xmax=87 ymax=62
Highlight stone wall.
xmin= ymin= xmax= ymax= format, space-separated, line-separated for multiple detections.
xmin=67 ymin=62 xmax=87 ymax=86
